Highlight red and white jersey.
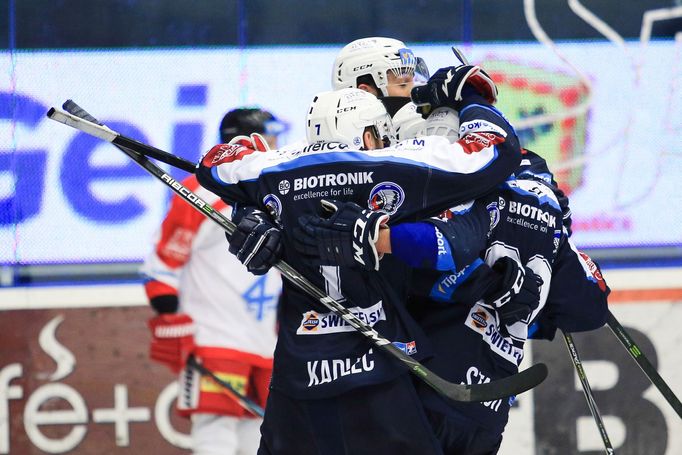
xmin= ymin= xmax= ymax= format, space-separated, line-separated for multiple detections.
xmin=141 ymin=175 xmax=280 ymax=358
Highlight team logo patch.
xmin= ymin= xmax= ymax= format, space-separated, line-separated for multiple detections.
xmin=353 ymin=136 xmax=362 ymax=147
xmin=486 ymin=201 xmax=500 ymax=233
xmin=368 ymin=182 xmax=404 ymax=215
xmin=553 ymin=229 xmax=562 ymax=255
xmin=263 ymin=194 xmax=283 ymax=223
xmin=392 ymin=340 xmax=418 ymax=355
xmin=300 ymin=312 xmax=320 ymax=332
xmin=579 ymin=251 xmax=607 ymax=292
xmin=278 ymin=180 xmax=290 ymax=195
xmin=471 ymin=310 xmax=489 ymax=329
xmin=398 ymin=48 xmax=416 ymax=66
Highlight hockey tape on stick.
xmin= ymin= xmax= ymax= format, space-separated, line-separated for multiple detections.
xmin=606 ymin=310 xmax=682 ymax=418
xmin=562 ymin=332 xmax=614 ymax=454
xmin=47 ymin=101 xmax=548 ymax=403
xmin=186 ymin=355 xmax=265 ymax=418
xmin=47 ymin=107 xmax=118 ymax=142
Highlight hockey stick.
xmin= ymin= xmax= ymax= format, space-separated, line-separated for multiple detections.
xmin=59 ymin=100 xmax=196 ymax=173
xmin=47 ymin=103 xmax=548 ymax=403
xmin=562 ymin=331 xmax=614 ymax=454
xmin=606 ymin=310 xmax=682 ymax=418
xmin=186 ymin=355 xmax=265 ymax=418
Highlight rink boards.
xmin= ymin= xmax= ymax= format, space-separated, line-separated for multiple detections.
xmin=1 ymin=267 xmax=681 ymax=454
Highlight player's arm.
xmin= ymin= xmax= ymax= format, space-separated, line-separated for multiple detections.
xmin=517 ymin=149 xmax=573 ymax=236
xmin=195 ymin=134 xmax=283 ymax=274
xmin=227 ymin=205 xmax=282 ymax=275
xmin=195 ymin=134 xmax=272 ymax=207
xmin=530 ymin=238 xmax=610 ymax=340
xmin=387 ymin=210 xmax=542 ymax=327
xmin=140 ymin=192 xmax=198 ymax=373
xmin=389 ymin=61 xmax=522 ymax=213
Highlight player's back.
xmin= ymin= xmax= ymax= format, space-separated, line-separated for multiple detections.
xmin=195 ymin=94 xmax=524 ymax=399
xmin=250 ymin=140 xmax=448 ymax=400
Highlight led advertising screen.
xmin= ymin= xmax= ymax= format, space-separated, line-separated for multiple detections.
xmin=1 ymin=41 xmax=680 ymax=265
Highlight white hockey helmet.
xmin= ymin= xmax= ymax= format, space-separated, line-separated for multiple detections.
xmin=306 ymin=88 xmax=396 ymax=149
xmin=423 ymin=107 xmax=461 ymax=143
xmin=332 ymin=37 xmax=429 ymax=97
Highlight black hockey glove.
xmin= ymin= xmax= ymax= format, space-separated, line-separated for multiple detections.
xmin=227 ymin=206 xmax=282 ymax=275
xmin=411 ymin=48 xmax=497 ymax=111
xmin=294 ymin=199 xmax=389 ymax=271
xmin=484 ymin=257 xmax=543 ymax=326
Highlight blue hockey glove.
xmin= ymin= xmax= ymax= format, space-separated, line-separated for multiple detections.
xmin=294 ymin=199 xmax=389 ymax=271
xmin=227 ymin=206 xmax=282 ymax=275
xmin=484 ymin=257 xmax=543 ymax=326
xmin=411 ymin=48 xmax=497 ymax=110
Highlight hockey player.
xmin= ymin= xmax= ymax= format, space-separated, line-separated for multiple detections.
xmin=331 ymin=36 xmax=434 ymax=141
xmin=195 ymin=61 xmax=522 ymax=454
xmin=224 ymin=40 xmax=607 ymax=453
xmin=141 ymin=107 xmax=285 ymax=455
xmin=295 ymin=74 xmax=609 ymax=452
xmin=298 ymin=177 xmax=608 ymax=455
xmin=331 ymin=39 xmax=593 ymax=333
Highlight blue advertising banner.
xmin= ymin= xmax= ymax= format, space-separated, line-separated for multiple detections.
xmin=1 ymin=42 xmax=680 ymax=265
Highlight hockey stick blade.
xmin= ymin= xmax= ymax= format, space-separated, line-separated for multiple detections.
xmin=186 ymin=355 xmax=265 ymax=418
xmin=428 ymin=360 xmax=547 ymax=403
xmin=607 ymin=310 xmax=682 ymax=418
xmin=47 ymin=104 xmax=548 ymax=402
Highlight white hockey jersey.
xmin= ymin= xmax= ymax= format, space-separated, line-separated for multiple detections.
xmin=141 ymin=175 xmax=279 ymax=357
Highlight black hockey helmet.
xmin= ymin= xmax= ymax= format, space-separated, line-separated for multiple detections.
xmin=219 ymin=107 xmax=287 ymax=143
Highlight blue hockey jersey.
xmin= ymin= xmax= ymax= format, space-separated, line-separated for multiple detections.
xmin=196 ymin=100 xmax=522 ymax=399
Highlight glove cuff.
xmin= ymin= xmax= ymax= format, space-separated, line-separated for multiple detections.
xmin=366 ymin=213 xmax=390 ymax=271
xmin=149 ymin=294 xmax=179 ymax=314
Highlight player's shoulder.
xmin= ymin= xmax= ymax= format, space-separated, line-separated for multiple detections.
xmin=392 ymin=134 xmax=451 ymax=151
xmin=500 ymin=177 xmax=561 ymax=211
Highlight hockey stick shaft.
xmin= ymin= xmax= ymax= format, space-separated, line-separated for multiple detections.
xmin=57 ymin=100 xmax=196 ymax=173
xmin=562 ymin=332 xmax=614 ymax=454
xmin=606 ymin=310 xmax=682 ymax=418
xmin=47 ymin=103 xmax=547 ymax=403
xmin=186 ymin=355 xmax=265 ymax=418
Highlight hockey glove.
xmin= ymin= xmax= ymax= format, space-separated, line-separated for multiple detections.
xmin=228 ymin=206 xmax=282 ymax=275
xmin=484 ymin=257 xmax=543 ymax=326
xmin=148 ymin=313 xmax=196 ymax=374
xmin=411 ymin=48 xmax=497 ymax=110
xmin=294 ymin=199 xmax=389 ymax=271
xmin=228 ymin=132 xmax=271 ymax=152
